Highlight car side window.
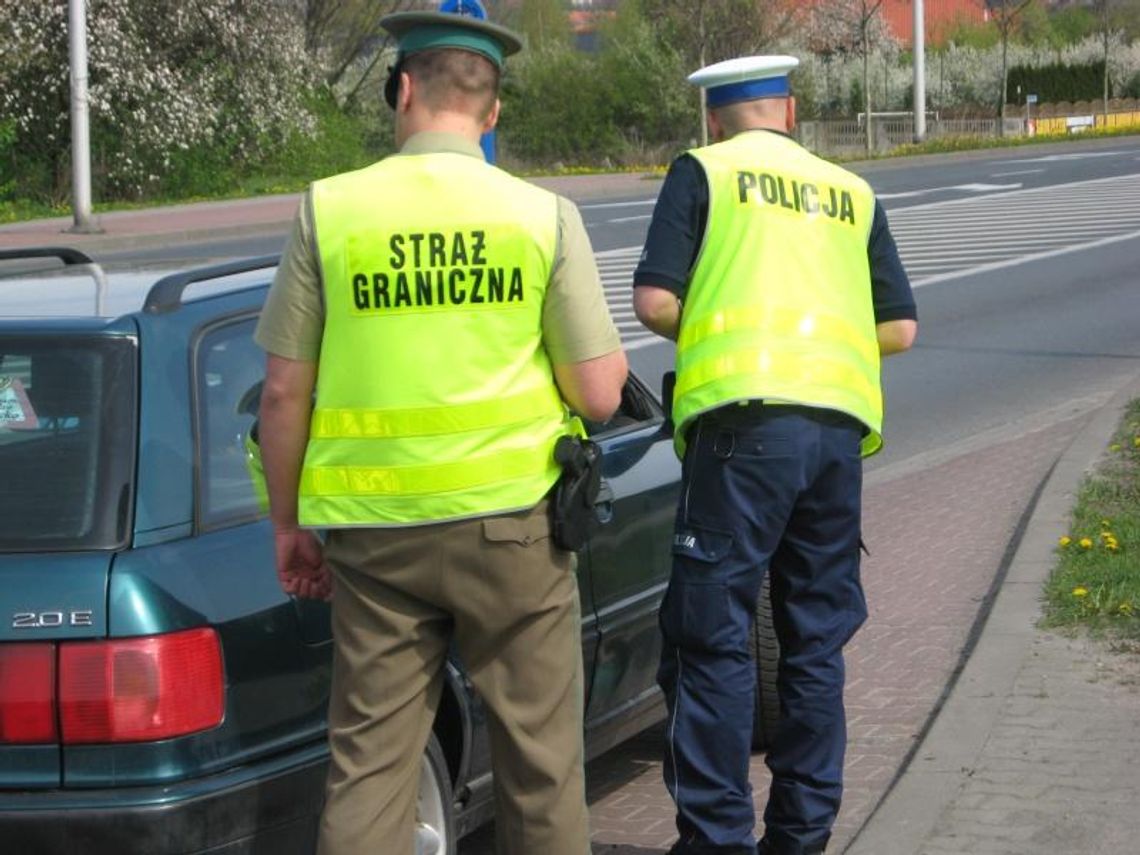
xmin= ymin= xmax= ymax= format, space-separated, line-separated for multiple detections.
xmin=194 ymin=317 xmax=264 ymax=530
xmin=581 ymin=376 xmax=664 ymax=438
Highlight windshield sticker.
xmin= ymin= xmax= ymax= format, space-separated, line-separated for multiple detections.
xmin=0 ymin=376 xmax=37 ymax=429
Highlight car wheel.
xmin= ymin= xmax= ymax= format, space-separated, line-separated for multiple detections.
xmin=415 ymin=733 xmax=456 ymax=855
xmin=750 ymin=573 xmax=781 ymax=752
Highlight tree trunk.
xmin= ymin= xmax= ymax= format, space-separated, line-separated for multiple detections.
xmin=699 ymin=0 xmax=708 ymax=147
xmin=1103 ymin=1 xmax=1111 ymax=122
xmin=863 ymin=31 xmax=872 ymax=155
xmin=999 ymin=32 xmax=1009 ymax=136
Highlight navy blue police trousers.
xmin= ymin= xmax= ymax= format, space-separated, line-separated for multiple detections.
xmin=659 ymin=402 xmax=868 ymax=855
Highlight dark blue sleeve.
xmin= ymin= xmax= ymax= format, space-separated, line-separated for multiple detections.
xmin=868 ymin=200 xmax=917 ymax=323
xmin=633 ymin=154 xmax=708 ymax=296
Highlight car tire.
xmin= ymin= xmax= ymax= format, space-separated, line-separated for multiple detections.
xmin=415 ymin=732 xmax=456 ymax=855
xmin=750 ymin=573 xmax=781 ymax=752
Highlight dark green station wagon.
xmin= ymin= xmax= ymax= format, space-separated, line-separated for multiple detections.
xmin=0 ymin=247 xmax=688 ymax=854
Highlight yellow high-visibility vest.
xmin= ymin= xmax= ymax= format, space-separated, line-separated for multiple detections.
xmin=301 ymin=151 xmax=579 ymax=526
xmin=675 ymin=131 xmax=883 ymax=458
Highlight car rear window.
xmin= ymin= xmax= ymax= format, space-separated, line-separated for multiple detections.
xmin=0 ymin=335 xmax=137 ymax=552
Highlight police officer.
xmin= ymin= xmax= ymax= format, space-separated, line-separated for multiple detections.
xmin=254 ymin=12 xmax=627 ymax=855
xmin=634 ymin=56 xmax=917 ymax=855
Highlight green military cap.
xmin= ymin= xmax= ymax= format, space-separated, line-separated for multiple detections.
xmin=382 ymin=11 xmax=523 ymax=69
xmin=381 ymin=11 xmax=524 ymax=108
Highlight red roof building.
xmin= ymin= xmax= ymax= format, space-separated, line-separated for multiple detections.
xmin=792 ymin=0 xmax=991 ymax=49
xmin=881 ymin=0 xmax=990 ymax=47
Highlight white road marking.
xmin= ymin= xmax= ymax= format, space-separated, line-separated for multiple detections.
xmin=911 ymin=227 xmax=1140 ymax=287
xmin=593 ymin=172 xmax=1140 ymax=345
xmin=579 ymin=199 xmax=657 ymax=210
xmin=996 ymin=150 xmax=1129 ymax=164
xmin=877 ymin=182 xmax=1022 ymax=200
xmin=888 ymin=172 xmax=1140 ymax=284
xmin=990 ymin=169 xmax=1045 ymax=177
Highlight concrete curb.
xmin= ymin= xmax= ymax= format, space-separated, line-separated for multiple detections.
xmin=845 ymin=370 xmax=1140 ymax=854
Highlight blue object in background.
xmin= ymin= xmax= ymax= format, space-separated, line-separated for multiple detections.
xmin=438 ymin=0 xmax=497 ymax=163
xmin=438 ymin=0 xmax=487 ymax=17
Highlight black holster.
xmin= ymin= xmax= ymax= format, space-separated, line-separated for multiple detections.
xmin=550 ymin=435 xmax=603 ymax=552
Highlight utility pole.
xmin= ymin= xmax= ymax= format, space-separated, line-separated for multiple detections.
xmin=913 ymin=0 xmax=926 ymax=142
xmin=68 ymin=0 xmax=100 ymax=233
xmin=1102 ymin=0 xmax=1111 ymax=125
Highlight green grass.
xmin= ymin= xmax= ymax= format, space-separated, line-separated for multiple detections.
xmin=1043 ymin=399 xmax=1140 ymax=639
xmin=0 ymin=199 xmax=71 ymax=224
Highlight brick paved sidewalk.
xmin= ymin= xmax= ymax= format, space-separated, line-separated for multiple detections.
xmin=849 ymin=373 xmax=1140 ymax=855
xmin=459 ymin=411 xmax=1091 ymax=854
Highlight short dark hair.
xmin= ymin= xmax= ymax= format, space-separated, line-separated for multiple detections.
xmin=403 ymin=48 xmax=500 ymax=119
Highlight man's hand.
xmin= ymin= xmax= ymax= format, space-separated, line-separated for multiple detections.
xmin=274 ymin=527 xmax=333 ymax=601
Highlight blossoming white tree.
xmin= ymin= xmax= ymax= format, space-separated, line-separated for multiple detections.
xmin=0 ymin=0 xmax=315 ymax=198
xmin=808 ymin=0 xmax=894 ymax=152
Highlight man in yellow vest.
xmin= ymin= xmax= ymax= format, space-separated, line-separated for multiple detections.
xmin=254 ymin=12 xmax=628 ymax=855
xmin=634 ymin=56 xmax=917 ymax=855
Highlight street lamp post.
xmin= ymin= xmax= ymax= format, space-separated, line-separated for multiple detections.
xmin=913 ymin=0 xmax=926 ymax=143
xmin=68 ymin=0 xmax=100 ymax=233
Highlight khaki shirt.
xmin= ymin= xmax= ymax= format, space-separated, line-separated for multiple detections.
xmin=255 ymin=131 xmax=620 ymax=365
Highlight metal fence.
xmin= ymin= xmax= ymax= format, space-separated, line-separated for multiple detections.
xmin=796 ymin=117 xmax=1028 ymax=157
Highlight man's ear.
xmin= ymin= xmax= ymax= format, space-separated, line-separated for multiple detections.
xmin=707 ymin=109 xmax=723 ymax=143
xmin=397 ymin=70 xmax=414 ymax=113
xmin=786 ymin=95 xmax=797 ymax=133
xmin=482 ymin=98 xmax=501 ymax=133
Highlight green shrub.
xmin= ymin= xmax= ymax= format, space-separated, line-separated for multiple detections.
xmin=1124 ymin=71 xmax=1140 ymax=99
xmin=0 ymin=120 xmax=15 ymax=201
xmin=269 ymin=90 xmax=391 ymax=183
xmin=1008 ymin=60 xmax=1109 ymax=104
xmin=500 ymin=19 xmax=696 ymax=167
xmin=501 ymin=44 xmax=621 ymax=164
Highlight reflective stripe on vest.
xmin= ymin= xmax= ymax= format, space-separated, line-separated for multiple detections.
xmin=303 ymin=151 xmax=574 ymax=526
xmin=675 ymin=131 xmax=883 ymax=458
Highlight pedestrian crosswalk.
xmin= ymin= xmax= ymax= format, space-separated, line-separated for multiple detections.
xmin=889 ymin=172 xmax=1140 ymax=285
xmin=596 ymin=172 xmax=1140 ymax=346
xmin=595 ymin=246 xmax=658 ymax=349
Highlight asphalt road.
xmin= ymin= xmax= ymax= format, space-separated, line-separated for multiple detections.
xmin=575 ymin=136 xmax=1140 ymax=475
xmin=97 ymin=135 xmax=1140 ymax=476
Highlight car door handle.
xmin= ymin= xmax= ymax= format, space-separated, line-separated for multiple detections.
xmin=594 ymin=479 xmax=614 ymax=525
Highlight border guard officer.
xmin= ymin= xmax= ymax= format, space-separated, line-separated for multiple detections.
xmin=254 ymin=11 xmax=628 ymax=855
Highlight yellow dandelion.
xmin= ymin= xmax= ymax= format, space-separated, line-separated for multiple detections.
xmin=1133 ymin=436 xmax=1140 ymax=448
xmin=1073 ymin=587 xmax=1089 ymax=598
xmin=1110 ymin=443 xmax=1122 ymax=452
xmin=1079 ymin=537 xmax=1094 ymax=549
xmin=1100 ymin=519 xmax=1112 ymax=529
xmin=1059 ymin=535 xmax=1072 ymax=547
xmin=1106 ymin=542 xmax=1120 ymax=552
xmin=1119 ymin=603 xmax=1134 ymax=616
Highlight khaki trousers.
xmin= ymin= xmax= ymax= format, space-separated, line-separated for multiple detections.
xmin=316 ymin=501 xmax=590 ymax=855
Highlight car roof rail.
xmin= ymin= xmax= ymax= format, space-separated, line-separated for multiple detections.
xmin=144 ymin=254 xmax=280 ymax=314
xmin=0 ymin=246 xmax=96 ymax=267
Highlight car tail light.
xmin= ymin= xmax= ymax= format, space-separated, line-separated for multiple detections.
xmin=59 ymin=628 xmax=224 ymax=744
xmin=0 ymin=644 xmax=57 ymax=744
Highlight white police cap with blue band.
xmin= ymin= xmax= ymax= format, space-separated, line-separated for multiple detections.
xmin=688 ymin=56 xmax=800 ymax=109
